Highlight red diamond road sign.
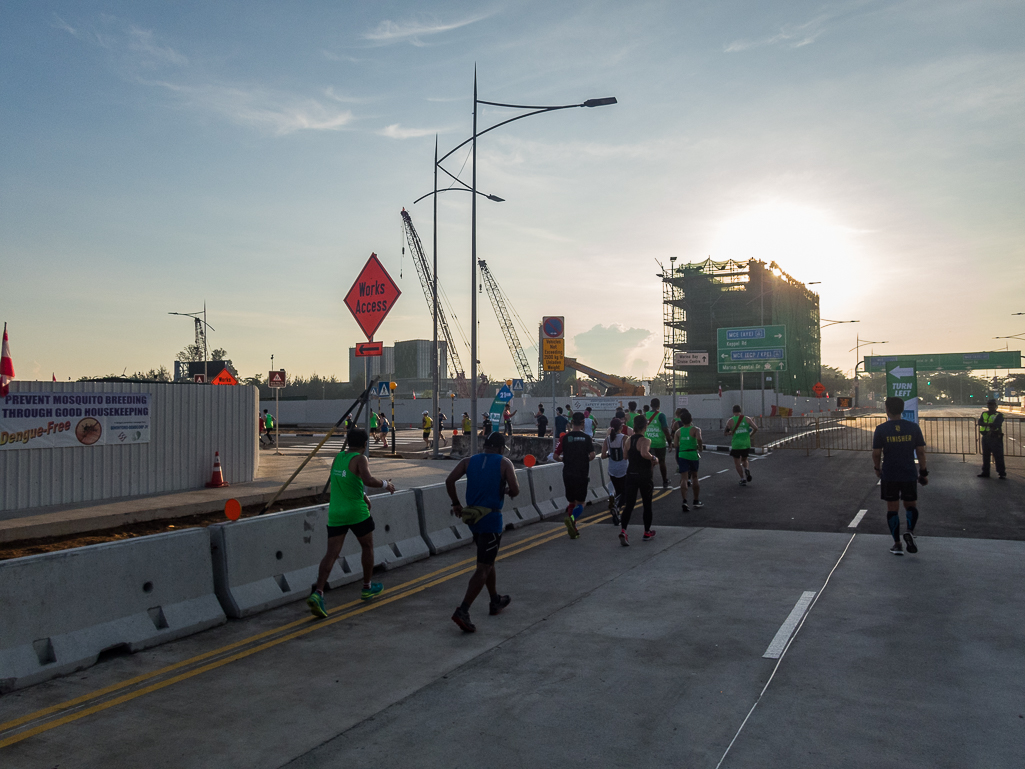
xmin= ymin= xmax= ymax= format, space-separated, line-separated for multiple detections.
xmin=344 ymin=253 xmax=401 ymax=340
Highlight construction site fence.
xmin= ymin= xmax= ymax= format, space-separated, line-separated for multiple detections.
xmin=751 ymin=416 xmax=1024 ymax=458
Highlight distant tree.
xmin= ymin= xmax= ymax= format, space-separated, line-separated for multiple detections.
xmin=176 ymin=344 xmax=204 ymax=363
xmin=820 ymin=365 xmax=851 ymax=395
xmin=211 ymin=348 xmax=227 ymax=360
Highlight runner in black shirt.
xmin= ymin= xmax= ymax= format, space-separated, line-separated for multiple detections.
xmin=872 ymin=396 xmax=928 ymax=555
xmin=554 ymin=412 xmax=595 ymax=539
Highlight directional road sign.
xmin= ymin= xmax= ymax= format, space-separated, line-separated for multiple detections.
xmin=268 ymin=370 xmax=286 ymax=388
xmin=673 ymin=351 xmax=708 ymax=367
xmin=344 ymin=253 xmax=401 ymax=341
xmin=886 ymin=360 xmax=919 ymax=423
xmin=542 ymin=338 xmax=565 ymax=372
xmin=864 ymin=350 xmax=1021 ymax=373
xmin=542 ymin=316 xmax=565 ymax=339
xmin=716 ymin=325 xmax=787 ymax=373
xmin=354 ymin=341 xmax=383 ymax=357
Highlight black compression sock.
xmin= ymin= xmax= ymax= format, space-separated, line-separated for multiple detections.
xmin=905 ymin=507 xmax=919 ymax=532
xmin=887 ymin=512 xmax=900 ymax=540
xmin=459 ymin=602 xmax=470 ymax=612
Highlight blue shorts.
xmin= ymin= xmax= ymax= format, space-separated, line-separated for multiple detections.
xmin=676 ymin=457 xmax=700 ymax=474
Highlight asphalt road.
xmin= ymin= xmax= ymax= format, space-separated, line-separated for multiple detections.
xmin=1 ymin=448 xmax=1022 ymax=768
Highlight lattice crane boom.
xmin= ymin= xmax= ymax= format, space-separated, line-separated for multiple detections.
xmin=400 ymin=209 xmax=468 ymax=396
xmin=477 ymin=259 xmax=536 ymax=383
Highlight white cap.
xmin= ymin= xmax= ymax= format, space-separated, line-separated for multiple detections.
xmin=423 ymin=410 xmax=429 ymax=414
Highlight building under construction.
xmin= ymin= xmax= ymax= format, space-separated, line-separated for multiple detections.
xmin=662 ymin=258 xmax=820 ymax=395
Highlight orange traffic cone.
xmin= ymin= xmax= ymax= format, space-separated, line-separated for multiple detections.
xmin=206 ymin=451 xmax=229 ymax=488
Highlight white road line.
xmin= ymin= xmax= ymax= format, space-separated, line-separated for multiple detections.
xmin=699 ymin=475 xmax=711 ymax=481
xmin=848 ymin=509 xmax=868 ymax=528
xmin=762 ymin=591 xmax=817 ymax=659
xmin=717 ymin=469 xmax=729 ymax=474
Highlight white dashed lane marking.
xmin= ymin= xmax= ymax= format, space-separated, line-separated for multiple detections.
xmin=848 ymin=509 xmax=868 ymax=528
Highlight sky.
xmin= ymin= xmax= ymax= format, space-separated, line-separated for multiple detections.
xmin=2 ymin=0 xmax=1023 ymax=385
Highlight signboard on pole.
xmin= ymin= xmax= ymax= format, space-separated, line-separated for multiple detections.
xmin=716 ymin=325 xmax=787 ymax=373
xmin=354 ymin=341 xmax=383 ymax=357
xmin=812 ymin=382 xmax=826 ymax=397
xmin=836 ymin=396 xmax=853 ymax=409
xmin=372 ymin=381 xmax=391 ymax=397
xmin=542 ymin=338 xmax=565 ymax=372
xmin=865 ymin=350 xmax=1021 ymax=373
xmin=488 ymin=384 xmax=514 ymax=425
xmin=541 ymin=316 xmax=565 ymax=339
xmin=673 ymin=351 xmax=709 ymax=367
xmin=511 ymin=379 xmax=524 ymax=391
xmin=343 ymin=253 xmax=401 ymax=341
xmin=268 ymin=370 xmax=286 ymax=388
xmin=886 ymin=360 xmax=919 ymax=423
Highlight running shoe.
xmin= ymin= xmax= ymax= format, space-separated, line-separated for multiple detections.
xmin=360 ymin=582 xmax=384 ymax=601
xmin=903 ymin=532 xmax=918 ymax=554
xmin=745 ymin=469 xmax=752 ymax=482
xmin=977 ymin=473 xmax=990 ymax=478
xmin=564 ymin=515 xmax=580 ymax=539
xmin=306 ymin=591 xmax=328 ymax=619
xmin=681 ymin=502 xmax=689 ymax=512
xmin=739 ymin=479 xmax=747 ymax=487
xmin=693 ymin=500 xmax=704 ymax=508
xmin=452 ymin=607 xmax=476 ymax=633
xmin=662 ymin=481 xmax=670 ymax=490
xmin=642 ymin=530 xmax=656 ymax=542
xmin=610 ymin=508 xmax=621 ymax=527
xmin=619 ymin=530 xmax=629 ymax=547
xmin=889 ymin=542 xmax=904 ymax=556
xmin=489 ymin=595 xmax=511 ymax=615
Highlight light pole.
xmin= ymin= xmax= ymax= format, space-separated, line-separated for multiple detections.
xmin=850 ymin=336 xmax=888 ymax=407
xmin=426 ymin=70 xmax=616 ymax=455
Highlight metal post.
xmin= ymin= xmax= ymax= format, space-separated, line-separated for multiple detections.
xmin=274 ymin=377 xmax=281 ymax=456
xmin=203 ymin=301 xmax=209 ymax=384
xmin=854 ymin=333 xmax=859 ymax=408
xmin=469 ymin=70 xmax=479 ymax=456
xmin=364 ymin=354 xmax=370 ymax=455
xmin=760 ymin=287 xmax=765 ymax=417
xmin=432 ymin=136 xmax=440 ymax=459
xmin=740 ymin=372 xmax=744 ymax=413
xmin=390 ymin=388 xmax=396 ymax=454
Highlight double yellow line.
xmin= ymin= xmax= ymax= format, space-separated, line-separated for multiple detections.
xmin=1 ymin=493 xmax=673 ymax=749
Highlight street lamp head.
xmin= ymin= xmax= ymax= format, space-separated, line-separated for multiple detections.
xmin=487 ymin=194 xmax=505 ymax=202
xmin=583 ymin=97 xmax=618 ymax=108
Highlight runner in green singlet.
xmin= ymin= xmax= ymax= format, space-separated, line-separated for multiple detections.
xmin=644 ymin=397 xmax=672 ymax=489
xmin=306 ymin=428 xmax=395 ymax=618
xmin=369 ymin=410 xmax=380 ymax=444
xmin=673 ymin=409 xmax=704 ymax=511
xmin=724 ymin=405 xmax=758 ymax=486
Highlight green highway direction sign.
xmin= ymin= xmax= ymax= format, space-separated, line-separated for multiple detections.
xmin=865 ymin=350 xmax=1021 ymax=373
xmin=717 ymin=325 xmax=787 ymax=373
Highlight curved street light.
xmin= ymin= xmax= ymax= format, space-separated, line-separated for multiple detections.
xmin=850 ymin=337 xmax=888 ymax=407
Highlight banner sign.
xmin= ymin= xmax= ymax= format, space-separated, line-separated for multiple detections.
xmin=885 ymin=361 xmax=918 ymax=424
xmin=1 ymin=392 xmax=151 ymax=450
xmin=488 ymin=384 xmax=514 ymax=426
xmin=865 ymin=351 xmax=1021 ymax=373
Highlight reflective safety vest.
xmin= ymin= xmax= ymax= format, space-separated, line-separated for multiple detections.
xmin=979 ymin=411 xmax=1000 ymax=435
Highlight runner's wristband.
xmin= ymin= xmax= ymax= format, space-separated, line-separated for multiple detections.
xmin=918 ymin=469 xmax=929 ymax=477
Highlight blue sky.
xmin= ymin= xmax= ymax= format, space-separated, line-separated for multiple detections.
xmin=2 ymin=1 xmax=1023 ymax=384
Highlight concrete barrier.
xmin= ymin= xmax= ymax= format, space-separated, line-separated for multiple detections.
xmin=506 ymin=435 xmax=554 ymax=464
xmin=416 ymin=480 xmax=474 ymax=554
xmin=0 ymin=529 xmax=225 ymax=693
xmin=587 ymin=457 xmax=608 ymax=503
xmin=450 ymin=434 xmax=469 ymax=459
xmin=210 ymin=492 xmax=428 ymax=618
xmin=502 ymin=468 xmax=542 ymax=529
xmin=528 ymin=462 xmax=569 ymax=520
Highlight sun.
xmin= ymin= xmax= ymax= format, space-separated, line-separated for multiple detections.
xmin=707 ymin=201 xmax=866 ymax=304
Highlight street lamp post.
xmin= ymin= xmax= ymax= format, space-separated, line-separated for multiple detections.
xmin=850 ymin=335 xmax=888 ymax=407
xmin=424 ymin=71 xmax=615 ymax=456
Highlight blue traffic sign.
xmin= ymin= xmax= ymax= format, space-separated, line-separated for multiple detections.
xmin=542 ymin=316 xmax=564 ymax=339
xmin=511 ymin=379 xmax=524 ymax=391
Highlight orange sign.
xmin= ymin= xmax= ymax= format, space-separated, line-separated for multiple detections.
xmin=344 ymin=253 xmax=401 ymax=340
xmin=211 ymin=368 xmax=238 ymax=385
xmin=812 ymin=382 xmax=826 ymax=397
xmin=225 ymin=498 xmax=242 ymax=521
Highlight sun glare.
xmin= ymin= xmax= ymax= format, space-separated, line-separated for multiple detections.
xmin=708 ymin=202 xmax=866 ymax=304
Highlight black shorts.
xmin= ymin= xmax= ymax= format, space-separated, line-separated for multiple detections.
xmin=880 ymin=481 xmax=918 ymax=502
xmin=651 ymin=446 xmax=667 ymax=461
xmin=327 ymin=516 xmax=375 ymax=539
xmin=730 ymin=448 xmax=751 ymax=459
xmin=423 ymin=430 xmax=431 ymax=440
xmin=563 ymin=472 xmax=589 ymax=503
xmin=473 ymin=532 xmax=502 ymax=565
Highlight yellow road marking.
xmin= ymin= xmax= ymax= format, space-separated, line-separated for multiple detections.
xmin=0 ymin=510 xmax=611 ymax=747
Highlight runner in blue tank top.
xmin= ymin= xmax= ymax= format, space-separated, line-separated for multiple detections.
xmin=446 ymin=432 xmax=521 ymax=633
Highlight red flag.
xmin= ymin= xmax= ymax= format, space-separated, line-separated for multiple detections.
xmin=1 ymin=324 xmax=14 ymax=397
xmin=412 ymin=391 xmax=416 ymax=400
xmin=718 ymin=384 xmax=722 ymax=399
xmin=52 ymin=373 xmax=57 ymax=382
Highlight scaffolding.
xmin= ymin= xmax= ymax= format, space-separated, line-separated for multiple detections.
xmin=660 ymin=258 xmax=820 ymax=395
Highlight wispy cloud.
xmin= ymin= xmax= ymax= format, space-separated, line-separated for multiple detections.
xmin=362 ymin=12 xmax=493 ymax=46
xmin=725 ymin=15 xmax=829 ymax=53
xmin=55 ymin=15 xmax=352 ymax=135
xmin=377 ymin=123 xmax=452 ymax=139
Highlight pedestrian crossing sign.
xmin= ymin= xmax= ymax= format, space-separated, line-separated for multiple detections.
xmin=511 ymin=379 xmax=524 ymax=391
xmin=373 ymin=382 xmax=391 ymax=397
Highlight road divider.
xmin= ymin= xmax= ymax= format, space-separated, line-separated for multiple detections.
xmin=528 ymin=462 xmax=569 ymax=519
xmin=415 ymin=480 xmax=474 ymax=554
xmin=501 ymin=468 xmax=542 ymax=529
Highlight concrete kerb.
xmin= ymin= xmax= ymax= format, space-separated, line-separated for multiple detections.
xmin=0 ymin=529 xmax=225 ymax=693
xmin=209 ymin=492 xmax=428 ymax=618
xmin=415 ymin=480 xmax=474 ymax=555
xmin=528 ymin=463 xmax=569 ymax=520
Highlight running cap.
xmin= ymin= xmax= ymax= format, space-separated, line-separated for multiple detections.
xmin=484 ymin=432 xmax=506 ymax=449
xmin=610 ymin=418 xmax=622 ymax=431
xmin=422 ymin=410 xmax=429 ymax=415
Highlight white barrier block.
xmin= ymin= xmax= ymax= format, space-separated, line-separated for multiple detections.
xmin=210 ymin=505 xmax=362 ymax=619
xmin=367 ymin=490 xmax=431 ymax=570
xmin=416 ymin=480 xmax=474 ymax=554
xmin=0 ymin=529 xmax=225 ymax=693
xmin=529 ymin=463 xmax=569 ymax=520
xmin=587 ymin=457 xmax=607 ymax=503
xmin=502 ymin=468 xmax=542 ymax=529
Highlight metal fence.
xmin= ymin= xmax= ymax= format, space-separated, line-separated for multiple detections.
xmin=755 ymin=415 xmax=1025 ymax=458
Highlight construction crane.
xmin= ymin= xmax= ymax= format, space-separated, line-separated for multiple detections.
xmin=477 ymin=259 xmax=536 ymax=383
xmin=564 ymin=357 xmax=645 ymax=397
xmin=399 ymin=209 xmax=470 ymax=397
xmin=168 ymin=305 xmax=213 ymax=382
